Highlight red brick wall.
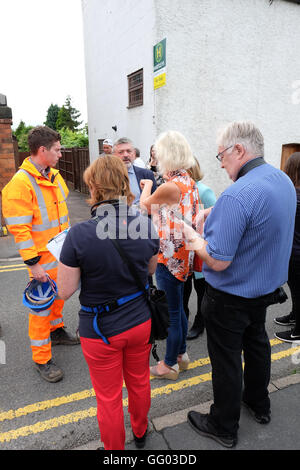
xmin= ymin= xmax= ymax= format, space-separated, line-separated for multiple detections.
xmin=0 ymin=118 xmax=16 ymax=192
xmin=0 ymin=118 xmax=16 ymax=227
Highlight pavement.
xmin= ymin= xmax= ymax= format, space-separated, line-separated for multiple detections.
xmin=1 ymin=189 xmax=299 ymax=452
xmin=73 ymin=375 xmax=300 ymax=451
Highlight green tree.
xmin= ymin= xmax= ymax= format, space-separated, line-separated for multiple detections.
xmin=56 ymin=105 xmax=73 ymax=131
xmin=65 ymin=95 xmax=82 ymax=131
xmin=56 ymin=96 xmax=82 ymax=132
xmin=13 ymin=121 xmax=34 ymax=152
xmin=14 ymin=120 xmax=26 ymax=140
xmin=44 ymin=104 xmax=60 ymax=130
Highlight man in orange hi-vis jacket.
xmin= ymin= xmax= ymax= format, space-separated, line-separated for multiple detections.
xmin=2 ymin=126 xmax=80 ymax=383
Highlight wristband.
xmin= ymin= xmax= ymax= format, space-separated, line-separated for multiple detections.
xmin=24 ymin=256 xmax=41 ymax=266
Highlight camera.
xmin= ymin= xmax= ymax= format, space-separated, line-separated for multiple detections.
xmin=265 ymin=286 xmax=288 ymax=307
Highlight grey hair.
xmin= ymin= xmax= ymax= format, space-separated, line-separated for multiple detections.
xmin=154 ymin=130 xmax=195 ymax=175
xmin=217 ymin=121 xmax=264 ymax=157
xmin=113 ymin=137 xmax=133 ymax=151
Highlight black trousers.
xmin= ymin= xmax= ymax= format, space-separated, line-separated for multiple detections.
xmin=183 ymin=275 xmax=205 ymax=326
xmin=288 ymin=256 xmax=300 ymax=333
xmin=202 ymin=283 xmax=271 ymax=437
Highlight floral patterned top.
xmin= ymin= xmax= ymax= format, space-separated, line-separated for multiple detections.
xmin=153 ymin=169 xmax=201 ymax=281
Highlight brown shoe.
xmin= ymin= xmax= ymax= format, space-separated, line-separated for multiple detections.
xmin=150 ymin=361 xmax=179 ymax=380
xmin=34 ymin=359 xmax=63 ymax=383
xmin=51 ymin=327 xmax=80 ymax=345
xmin=177 ymin=352 xmax=190 ymax=371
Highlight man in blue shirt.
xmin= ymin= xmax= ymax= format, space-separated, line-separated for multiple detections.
xmin=113 ymin=138 xmax=156 ymax=204
xmin=186 ymin=121 xmax=296 ymax=448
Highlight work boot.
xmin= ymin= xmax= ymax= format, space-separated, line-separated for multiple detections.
xmin=34 ymin=359 xmax=63 ymax=383
xmin=51 ymin=326 xmax=80 ymax=345
xmin=186 ymin=314 xmax=204 ymax=340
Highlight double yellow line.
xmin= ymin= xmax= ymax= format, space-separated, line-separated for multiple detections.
xmin=0 ymin=339 xmax=299 ymax=443
xmin=0 ymin=264 xmax=27 ymax=273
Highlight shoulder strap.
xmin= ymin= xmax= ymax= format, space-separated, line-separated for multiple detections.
xmin=94 ymin=216 xmax=149 ymax=294
xmin=109 ymin=237 xmax=148 ymax=295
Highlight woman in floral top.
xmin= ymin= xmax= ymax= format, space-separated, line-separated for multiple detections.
xmin=140 ymin=130 xmax=201 ymax=380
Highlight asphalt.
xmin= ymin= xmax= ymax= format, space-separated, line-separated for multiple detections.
xmin=1 ymin=189 xmax=299 ymax=452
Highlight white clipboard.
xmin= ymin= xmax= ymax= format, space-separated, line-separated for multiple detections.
xmin=46 ymin=229 xmax=69 ymax=261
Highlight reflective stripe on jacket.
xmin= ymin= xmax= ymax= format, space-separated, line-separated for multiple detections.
xmin=2 ymin=157 xmax=70 ymax=261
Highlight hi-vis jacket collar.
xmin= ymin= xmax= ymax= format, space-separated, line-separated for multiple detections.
xmin=2 ymin=155 xmax=70 ymax=262
xmin=20 ymin=157 xmax=60 ymax=186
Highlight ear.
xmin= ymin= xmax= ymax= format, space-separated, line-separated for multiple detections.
xmin=235 ymin=143 xmax=246 ymax=160
xmin=37 ymin=145 xmax=46 ymax=155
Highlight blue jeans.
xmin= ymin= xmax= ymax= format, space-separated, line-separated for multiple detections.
xmin=155 ymin=263 xmax=187 ymax=366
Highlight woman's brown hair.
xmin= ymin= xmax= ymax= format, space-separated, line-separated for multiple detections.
xmin=284 ymin=152 xmax=300 ymax=188
xmin=83 ymin=155 xmax=135 ymax=206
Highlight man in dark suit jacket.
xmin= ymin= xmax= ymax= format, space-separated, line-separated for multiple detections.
xmin=113 ymin=137 xmax=157 ymax=204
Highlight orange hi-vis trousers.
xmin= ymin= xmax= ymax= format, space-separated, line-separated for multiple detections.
xmin=2 ymin=158 xmax=70 ymax=365
xmin=28 ymin=251 xmax=64 ymax=365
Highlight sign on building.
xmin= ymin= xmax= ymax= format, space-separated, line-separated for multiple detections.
xmin=153 ymin=38 xmax=166 ymax=89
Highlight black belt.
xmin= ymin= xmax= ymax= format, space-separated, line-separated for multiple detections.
xmin=205 ymin=282 xmax=287 ymax=308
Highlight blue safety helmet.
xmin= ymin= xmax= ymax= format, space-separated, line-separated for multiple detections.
xmin=22 ymin=276 xmax=58 ymax=312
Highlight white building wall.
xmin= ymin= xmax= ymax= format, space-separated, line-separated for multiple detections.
xmin=154 ymin=0 xmax=300 ymax=196
xmin=82 ymin=0 xmax=156 ymax=163
xmin=82 ymin=0 xmax=300 ymax=195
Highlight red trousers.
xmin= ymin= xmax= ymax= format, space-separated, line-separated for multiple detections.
xmin=80 ymin=319 xmax=152 ymax=450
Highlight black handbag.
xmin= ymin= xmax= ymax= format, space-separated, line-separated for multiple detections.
xmin=109 ymin=238 xmax=170 ymax=360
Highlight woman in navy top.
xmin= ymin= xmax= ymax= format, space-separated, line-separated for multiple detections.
xmin=57 ymin=156 xmax=159 ymax=450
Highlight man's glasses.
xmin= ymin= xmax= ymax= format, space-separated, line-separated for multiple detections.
xmin=216 ymin=145 xmax=234 ymax=162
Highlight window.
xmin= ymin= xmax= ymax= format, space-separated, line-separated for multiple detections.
xmin=128 ymin=69 xmax=143 ymax=108
xmin=98 ymin=139 xmax=104 ymax=155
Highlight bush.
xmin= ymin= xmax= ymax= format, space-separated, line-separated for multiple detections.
xmin=13 ymin=119 xmax=89 ymax=152
xmin=59 ymin=127 xmax=89 ymax=148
